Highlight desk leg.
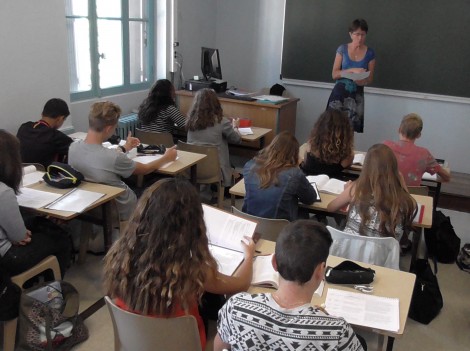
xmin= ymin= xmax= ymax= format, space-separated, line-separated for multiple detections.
xmin=434 ymin=182 xmax=441 ymax=212
xmin=102 ymin=202 xmax=113 ymax=253
xmin=386 ymin=336 xmax=395 ymax=351
xmin=190 ymin=164 xmax=198 ymax=185
xmin=377 ymin=334 xmax=385 ymax=351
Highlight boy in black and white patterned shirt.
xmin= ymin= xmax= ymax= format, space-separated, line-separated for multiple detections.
xmin=214 ymin=220 xmax=365 ymax=351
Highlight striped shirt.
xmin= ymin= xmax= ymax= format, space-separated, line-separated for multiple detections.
xmin=139 ymin=105 xmax=186 ymax=133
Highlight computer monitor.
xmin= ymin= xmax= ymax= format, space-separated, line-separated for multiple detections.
xmin=201 ymin=47 xmax=222 ymax=81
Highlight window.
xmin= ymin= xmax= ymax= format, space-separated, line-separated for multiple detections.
xmin=65 ymin=0 xmax=154 ymax=101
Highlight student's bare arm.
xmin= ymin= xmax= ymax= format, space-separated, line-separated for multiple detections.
xmin=132 ymin=147 xmax=177 ymax=175
xmin=327 ymin=182 xmax=355 ymax=212
xmin=213 ymin=334 xmax=230 ymax=351
xmin=437 ymin=167 xmax=451 ymax=182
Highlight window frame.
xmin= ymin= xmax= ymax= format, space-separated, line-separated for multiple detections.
xmin=66 ymin=0 xmax=155 ymax=101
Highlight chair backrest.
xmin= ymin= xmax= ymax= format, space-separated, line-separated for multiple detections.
xmin=135 ymin=128 xmax=174 ymax=147
xmin=232 ymin=206 xmax=289 ymax=242
xmin=326 ymin=226 xmax=400 ymax=270
xmin=177 ymin=141 xmax=221 ymax=184
xmin=408 ymin=186 xmax=429 ymax=196
xmin=104 ymin=296 xmax=202 ymax=351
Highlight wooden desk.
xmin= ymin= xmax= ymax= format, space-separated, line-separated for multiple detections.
xmin=134 ymin=150 xmax=207 ymax=186
xmin=240 ymin=126 xmax=271 ymax=148
xmin=24 ymin=181 xmax=124 ymax=251
xmin=252 ymin=239 xmax=416 ymax=351
xmin=176 ymin=90 xmax=299 ymax=146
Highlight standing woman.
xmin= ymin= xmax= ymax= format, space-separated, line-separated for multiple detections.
xmin=327 ymin=19 xmax=376 ymax=133
xmin=187 ymin=88 xmax=241 ymax=188
xmin=327 ymin=144 xmax=416 ymax=241
xmin=0 ymin=130 xmax=71 ymax=277
xmin=104 ymin=178 xmax=254 ymax=350
xmin=137 ymin=79 xmax=186 ymax=133
xmin=301 ymin=110 xmax=354 ymax=179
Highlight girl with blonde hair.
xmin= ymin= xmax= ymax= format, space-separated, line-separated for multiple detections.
xmin=301 ymin=109 xmax=354 ymax=179
xmin=327 ymin=144 xmax=416 ymax=240
xmin=103 ymin=178 xmax=254 ymax=349
xmin=243 ymin=131 xmax=318 ymax=221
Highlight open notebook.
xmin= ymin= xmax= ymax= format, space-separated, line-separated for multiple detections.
xmin=306 ymin=175 xmax=346 ymax=195
xmin=203 ymin=205 xmax=257 ymax=276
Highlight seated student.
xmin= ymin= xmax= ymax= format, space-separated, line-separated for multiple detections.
xmin=137 ymin=79 xmax=187 ymax=133
xmin=215 ymin=220 xmax=365 ymax=351
xmin=383 ymin=113 xmax=451 ymax=186
xmin=0 ymin=130 xmax=71 ymax=277
xmin=186 ymin=88 xmax=241 ymax=188
xmin=301 ymin=109 xmax=354 ymax=179
xmin=243 ymin=131 xmax=318 ymax=221
xmin=68 ymin=101 xmax=177 ymax=221
xmin=327 ymin=144 xmax=416 ymax=241
xmin=103 ymin=178 xmax=255 ymax=350
xmin=17 ymin=98 xmax=73 ymax=168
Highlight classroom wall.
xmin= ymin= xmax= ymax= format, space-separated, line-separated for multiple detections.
xmin=0 ymin=0 xmax=71 ymax=133
xmin=210 ymin=0 xmax=470 ymax=173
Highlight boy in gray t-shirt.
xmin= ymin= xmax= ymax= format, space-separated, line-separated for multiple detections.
xmin=69 ymin=101 xmax=177 ymax=220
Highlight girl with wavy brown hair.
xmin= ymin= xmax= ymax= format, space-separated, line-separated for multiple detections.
xmin=103 ymin=178 xmax=254 ymax=349
xmin=186 ymin=88 xmax=241 ymax=187
xmin=301 ymin=109 xmax=354 ymax=179
xmin=327 ymin=144 xmax=416 ymax=240
xmin=242 ymin=132 xmax=318 ymax=221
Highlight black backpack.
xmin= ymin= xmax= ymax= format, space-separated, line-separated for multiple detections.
xmin=424 ymin=210 xmax=461 ymax=263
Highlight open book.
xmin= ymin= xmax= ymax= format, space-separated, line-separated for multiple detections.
xmin=251 ymin=254 xmax=324 ymax=296
xmin=353 ymin=153 xmax=365 ymax=166
xmin=306 ymin=175 xmax=346 ymax=195
xmin=203 ymin=204 xmax=257 ymax=276
xmin=22 ymin=165 xmax=45 ymax=187
xmin=325 ymin=288 xmax=400 ymax=332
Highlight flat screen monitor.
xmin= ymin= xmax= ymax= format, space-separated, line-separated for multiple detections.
xmin=201 ymin=47 xmax=222 ymax=81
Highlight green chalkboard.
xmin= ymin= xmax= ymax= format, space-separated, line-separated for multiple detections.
xmin=282 ymin=0 xmax=470 ymax=98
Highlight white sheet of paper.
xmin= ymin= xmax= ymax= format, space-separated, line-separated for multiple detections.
xmin=325 ymin=288 xmax=399 ymax=332
xmin=238 ymin=127 xmax=254 ymax=135
xmin=68 ymin=132 xmax=87 ymax=141
xmin=203 ymin=204 xmax=257 ymax=252
xmin=422 ymin=172 xmax=437 ymax=181
xmin=17 ymin=188 xmax=62 ymax=209
xmin=46 ymin=189 xmax=105 ymax=213
xmin=252 ymin=95 xmax=288 ymax=103
xmin=353 ymin=153 xmax=365 ymax=165
xmin=22 ymin=166 xmax=45 ymax=187
xmin=340 ymin=71 xmax=370 ymax=80
xmin=133 ymin=155 xmax=178 ymax=169
xmin=209 ymin=245 xmax=245 ymax=276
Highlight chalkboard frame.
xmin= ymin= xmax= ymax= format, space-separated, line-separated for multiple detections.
xmin=281 ymin=0 xmax=470 ymax=101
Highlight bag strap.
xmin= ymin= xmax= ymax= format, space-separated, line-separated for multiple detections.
xmin=45 ymin=164 xmax=78 ymax=183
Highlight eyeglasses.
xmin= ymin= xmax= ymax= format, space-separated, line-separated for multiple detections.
xmin=351 ymin=32 xmax=367 ymax=37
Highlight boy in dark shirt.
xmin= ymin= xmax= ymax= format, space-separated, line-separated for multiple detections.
xmin=17 ymin=98 xmax=73 ymax=168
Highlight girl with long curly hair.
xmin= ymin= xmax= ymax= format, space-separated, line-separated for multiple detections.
xmin=301 ymin=109 xmax=354 ymax=179
xmin=186 ymin=88 xmax=241 ymax=187
xmin=242 ymin=131 xmax=318 ymax=221
xmin=103 ymin=178 xmax=254 ymax=349
xmin=327 ymin=144 xmax=416 ymax=240
xmin=137 ymin=79 xmax=186 ymax=133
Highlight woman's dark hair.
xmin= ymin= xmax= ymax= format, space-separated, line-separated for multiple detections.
xmin=138 ymin=79 xmax=176 ymax=125
xmin=0 ymin=130 xmax=23 ymax=194
xmin=349 ymin=18 xmax=368 ymax=33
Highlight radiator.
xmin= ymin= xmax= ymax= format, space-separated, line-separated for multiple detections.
xmin=116 ymin=113 xmax=138 ymax=139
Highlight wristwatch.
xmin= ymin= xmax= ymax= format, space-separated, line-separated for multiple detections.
xmin=119 ymin=145 xmax=127 ymax=153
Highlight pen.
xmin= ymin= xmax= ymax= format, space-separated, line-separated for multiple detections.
xmin=255 ymin=250 xmax=261 ymax=253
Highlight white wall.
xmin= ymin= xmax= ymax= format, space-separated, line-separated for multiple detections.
xmin=212 ymin=0 xmax=470 ymax=173
xmin=0 ymin=0 xmax=71 ymax=132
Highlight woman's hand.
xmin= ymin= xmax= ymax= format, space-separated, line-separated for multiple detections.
xmin=162 ymin=146 xmax=177 ymax=162
xmin=240 ymin=236 xmax=255 ymax=260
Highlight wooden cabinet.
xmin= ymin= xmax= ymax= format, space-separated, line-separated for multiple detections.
xmin=176 ymin=90 xmax=299 ymax=146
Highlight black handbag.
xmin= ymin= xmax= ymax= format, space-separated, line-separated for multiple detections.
xmin=325 ymin=260 xmax=375 ymax=285
xmin=408 ymin=258 xmax=443 ymax=324
xmin=43 ymin=162 xmax=84 ymax=189
xmin=424 ymin=210 xmax=461 ymax=263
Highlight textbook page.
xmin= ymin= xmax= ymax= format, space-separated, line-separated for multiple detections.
xmin=209 ymin=245 xmax=245 ymax=276
xmin=203 ymin=204 xmax=257 ymax=252
xmin=340 ymin=71 xmax=370 ymax=81
xmin=46 ymin=189 xmax=105 ymax=213
xmin=22 ymin=166 xmax=45 ymax=187
xmin=17 ymin=188 xmax=62 ymax=209
xmin=353 ymin=153 xmax=365 ymax=165
xmin=325 ymin=288 xmax=399 ymax=332
xmin=251 ymin=254 xmax=325 ymax=296
xmin=306 ymin=175 xmax=346 ymax=195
